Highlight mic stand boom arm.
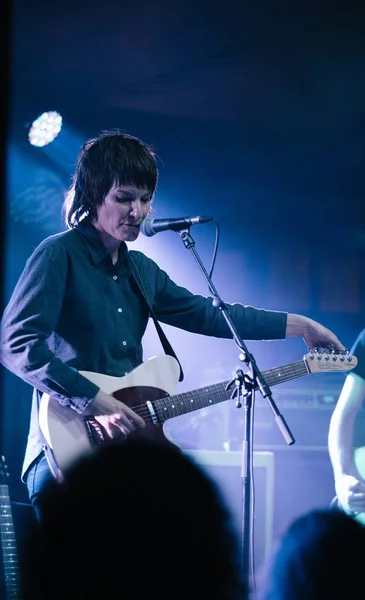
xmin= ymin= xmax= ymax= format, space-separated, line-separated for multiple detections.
xmin=176 ymin=228 xmax=295 ymax=588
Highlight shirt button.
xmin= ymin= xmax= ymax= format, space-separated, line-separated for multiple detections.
xmin=113 ymin=275 xmax=118 ymax=281
xmin=122 ymin=341 xmax=127 ymax=346
xmin=117 ymin=308 xmax=123 ymax=313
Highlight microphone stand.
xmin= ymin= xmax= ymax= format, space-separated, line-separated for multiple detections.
xmin=176 ymin=227 xmax=295 ymax=590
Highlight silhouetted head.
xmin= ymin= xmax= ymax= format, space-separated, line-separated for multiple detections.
xmin=261 ymin=508 xmax=365 ymax=600
xmin=23 ymin=439 xmax=246 ymax=600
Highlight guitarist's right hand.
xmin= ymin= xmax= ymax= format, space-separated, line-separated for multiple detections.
xmin=91 ymin=389 xmax=146 ymax=439
xmin=335 ymin=474 xmax=365 ymax=514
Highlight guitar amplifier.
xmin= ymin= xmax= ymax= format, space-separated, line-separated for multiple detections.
xmin=183 ymin=449 xmax=274 ymax=575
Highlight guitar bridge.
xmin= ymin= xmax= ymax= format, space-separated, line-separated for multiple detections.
xmin=84 ymin=417 xmax=108 ymax=447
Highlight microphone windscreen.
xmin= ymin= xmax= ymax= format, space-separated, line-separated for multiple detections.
xmin=140 ymin=219 xmax=154 ymax=237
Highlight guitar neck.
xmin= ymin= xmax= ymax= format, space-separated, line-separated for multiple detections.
xmin=152 ymin=359 xmax=308 ymax=424
xmin=0 ymin=485 xmax=20 ymax=599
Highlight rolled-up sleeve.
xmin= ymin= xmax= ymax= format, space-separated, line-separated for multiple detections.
xmin=0 ymin=240 xmax=99 ymax=412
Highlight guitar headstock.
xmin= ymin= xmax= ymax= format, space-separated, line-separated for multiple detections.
xmin=304 ymin=350 xmax=358 ymax=374
xmin=0 ymin=455 xmax=10 ymax=486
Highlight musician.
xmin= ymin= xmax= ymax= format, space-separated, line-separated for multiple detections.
xmin=0 ymin=130 xmax=344 ymax=521
xmin=328 ymin=329 xmax=365 ymax=514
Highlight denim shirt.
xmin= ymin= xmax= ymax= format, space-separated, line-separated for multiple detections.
xmin=0 ymin=218 xmax=287 ymax=479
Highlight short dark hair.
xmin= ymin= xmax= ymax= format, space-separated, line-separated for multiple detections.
xmin=63 ymin=130 xmax=158 ymax=227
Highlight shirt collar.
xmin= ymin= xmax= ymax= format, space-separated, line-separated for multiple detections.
xmin=75 ymin=217 xmax=129 ymax=265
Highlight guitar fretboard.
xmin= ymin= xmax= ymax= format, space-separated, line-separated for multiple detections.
xmin=0 ymin=485 xmax=20 ymax=599
xmin=152 ymin=359 xmax=308 ymax=423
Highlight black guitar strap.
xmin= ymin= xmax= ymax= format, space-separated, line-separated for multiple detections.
xmin=128 ymin=255 xmax=184 ymax=382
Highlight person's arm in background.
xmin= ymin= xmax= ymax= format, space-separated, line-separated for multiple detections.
xmin=328 ymin=329 xmax=365 ymax=513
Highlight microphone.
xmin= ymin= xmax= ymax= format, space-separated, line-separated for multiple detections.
xmin=140 ymin=215 xmax=213 ymax=237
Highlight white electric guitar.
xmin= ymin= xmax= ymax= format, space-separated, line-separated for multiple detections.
xmin=39 ymin=351 xmax=357 ymax=478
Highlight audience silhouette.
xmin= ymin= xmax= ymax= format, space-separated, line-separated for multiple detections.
xmin=260 ymin=507 xmax=365 ymax=600
xmin=21 ymin=438 xmax=247 ymax=600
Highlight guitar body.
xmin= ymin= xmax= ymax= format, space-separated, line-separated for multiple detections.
xmin=39 ymin=355 xmax=181 ymax=478
xmin=330 ymin=447 xmax=365 ymax=526
xmin=349 ymin=446 xmax=365 ymax=526
xmin=39 ymin=350 xmax=358 ymax=479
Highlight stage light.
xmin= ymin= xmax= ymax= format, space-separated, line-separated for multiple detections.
xmin=28 ymin=111 xmax=63 ymax=147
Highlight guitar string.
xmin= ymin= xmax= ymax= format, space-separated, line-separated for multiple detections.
xmin=106 ymin=359 xmax=346 ymax=422
xmin=0 ymin=488 xmax=19 ymax=581
xmin=89 ymin=360 xmax=314 ymax=423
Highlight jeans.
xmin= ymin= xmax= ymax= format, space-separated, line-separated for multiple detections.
xmin=24 ymin=453 xmax=55 ymax=522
